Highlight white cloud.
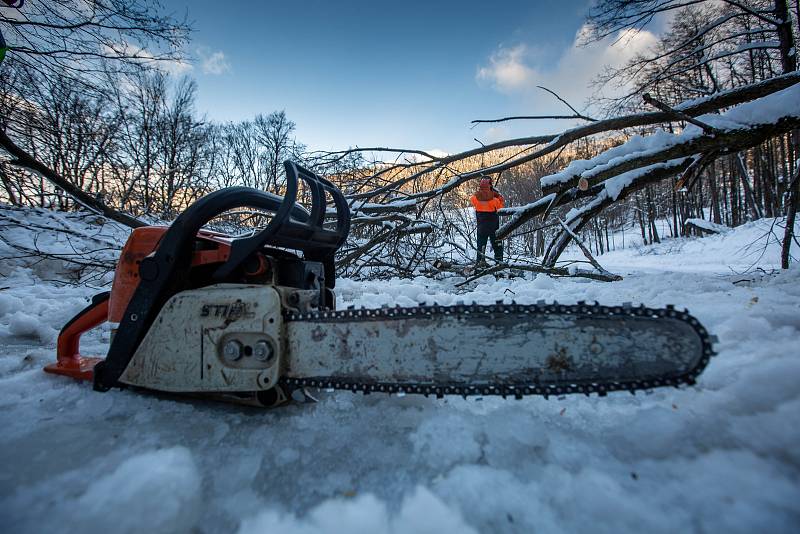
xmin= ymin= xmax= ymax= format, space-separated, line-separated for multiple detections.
xmin=102 ymin=42 xmax=193 ymax=75
xmin=476 ymin=25 xmax=658 ymax=110
xmin=162 ymin=58 xmax=194 ymax=76
xmin=98 ymin=42 xmax=232 ymax=78
xmin=476 ymin=44 xmax=534 ymax=93
xmin=198 ymin=48 xmax=231 ymax=75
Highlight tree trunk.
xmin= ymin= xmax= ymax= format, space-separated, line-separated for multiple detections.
xmin=0 ymin=165 xmax=19 ymax=205
xmin=646 ymin=186 xmax=660 ymax=243
xmin=672 ymin=183 xmax=679 ymax=237
xmin=710 ymin=170 xmax=722 ymax=224
xmin=782 ymin=132 xmax=800 ymax=268
xmin=775 ymin=0 xmax=797 ymax=73
xmin=734 ymin=153 xmax=763 ymax=220
xmin=782 ymin=171 xmax=798 ymax=268
xmin=775 ymin=0 xmax=797 ymax=266
xmin=636 ymin=197 xmax=648 ymax=245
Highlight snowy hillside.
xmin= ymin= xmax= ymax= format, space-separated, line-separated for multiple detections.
xmin=0 ymin=207 xmax=798 ymax=533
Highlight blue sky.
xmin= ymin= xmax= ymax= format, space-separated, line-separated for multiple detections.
xmin=162 ymin=0 xmax=655 ymax=153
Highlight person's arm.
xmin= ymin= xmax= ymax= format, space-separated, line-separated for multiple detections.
xmin=470 ymin=195 xmax=479 ymax=210
xmin=493 ymin=191 xmax=504 ymax=209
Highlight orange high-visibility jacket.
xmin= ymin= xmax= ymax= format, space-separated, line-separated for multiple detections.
xmin=471 ymin=191 xmax=505 ymax=234
xmin=470 ymin=192 xmax=504 ymax=212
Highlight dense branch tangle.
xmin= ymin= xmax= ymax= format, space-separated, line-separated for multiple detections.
xmin=325 ymin=73 xmax=799 ymax=276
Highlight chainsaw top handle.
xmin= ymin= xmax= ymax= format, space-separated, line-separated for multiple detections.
xmin=93 ymin=161 xmax=350 ymax=392
xmin=213 ymin=161 xmax=350 ymax=280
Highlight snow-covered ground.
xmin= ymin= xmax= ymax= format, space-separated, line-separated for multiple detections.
xmin=0 ymin=209 xmax=799 ymax=533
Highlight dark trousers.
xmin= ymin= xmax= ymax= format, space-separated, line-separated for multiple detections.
xmin=476 ymin=230 xmax=503 ymax=264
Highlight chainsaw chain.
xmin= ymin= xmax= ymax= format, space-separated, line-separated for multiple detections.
xmin=280 ymin=301 xmax=716 ymax=399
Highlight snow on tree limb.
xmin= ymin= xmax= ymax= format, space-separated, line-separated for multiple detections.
xmin=338 ymin=76 xmax=800 ymax=276
xmin=684 ymin=218 xmax=731 ymax=234
xmin=540 ymin=83 xmax=800 ymax=193
xmin=496 ymin=86 xmax=800 ymax=244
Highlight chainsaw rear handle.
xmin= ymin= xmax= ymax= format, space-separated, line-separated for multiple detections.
xmin=93 ymin=161 xmax=351 ymax=392
xmin=43 ymin=291 xmax=110 ymax=381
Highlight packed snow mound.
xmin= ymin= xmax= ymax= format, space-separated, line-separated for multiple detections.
xmin=239 ymin=487 xmax=476 ymax=534
xmin=0 ymin=204 xmax=129 ymax=283
xmin=1 ymin=206 xmax=799 ymax=533
xmin=76 ymin=447 xmax=202 ymax=533
xmin=559 ymin=217 xmax=795 ymax=274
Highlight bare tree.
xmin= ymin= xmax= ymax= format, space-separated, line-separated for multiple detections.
xmin=0 ymin=0 xmax=191 ymax=91
xmin=0 ymin=0 xmax=192 ymax=226
xmin=1 ymin=0 xmax=797 ymax=278
xmin=583 ymin=0 xmax=798 ymax=266
xmin=587 ymin=1 xmax=796 ymax=111
xmin=255 ymin=111 xmax=303 ymax=191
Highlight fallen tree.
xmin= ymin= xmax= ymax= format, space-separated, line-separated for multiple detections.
xmin=326 ymin=76 xmax=800 ymax=278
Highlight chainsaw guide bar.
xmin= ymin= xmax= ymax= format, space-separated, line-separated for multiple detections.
xmin=281 ymin=301 xmax=715 ymax=399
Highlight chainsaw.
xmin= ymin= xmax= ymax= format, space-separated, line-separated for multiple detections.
xmin=45 ymin=161 xmax=715 ymax=407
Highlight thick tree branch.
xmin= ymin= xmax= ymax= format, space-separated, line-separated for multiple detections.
xmin=471 ymin=114 xmax=596 ymax=125
xmin=642 ymin=93 xmax=720 ymax=134
xmin=454 ymin=261 xmax=623 ymax=286
xmin=0 ymin=128 xmax=145 ymax=228
xmin=500 ymin=158 xmax=694 ymax=241
xmin=542 ymin=160 xmax=696 ymax=266
xmin=541 ymin=116 xmax=800 ymax=195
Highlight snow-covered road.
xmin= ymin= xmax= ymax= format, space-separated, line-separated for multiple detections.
xmin=1 ymin=215 xmax=798 ymax=533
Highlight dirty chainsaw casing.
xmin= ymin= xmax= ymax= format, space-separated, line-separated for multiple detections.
xmin=45 ymin=161 xmax=715 ymax=407
xmin=120 ymin=285 xmax=284 ymax=393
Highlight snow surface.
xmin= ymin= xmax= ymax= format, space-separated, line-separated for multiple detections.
xmin=1 ymin=209 xmax=799 ymax=533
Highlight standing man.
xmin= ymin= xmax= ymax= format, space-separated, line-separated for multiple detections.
xmin=470 ymin=175 xmax=504 ymax=266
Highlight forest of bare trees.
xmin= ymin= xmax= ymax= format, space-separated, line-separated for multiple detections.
xmin=0 ymin=0 xmax=798 ymax=281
